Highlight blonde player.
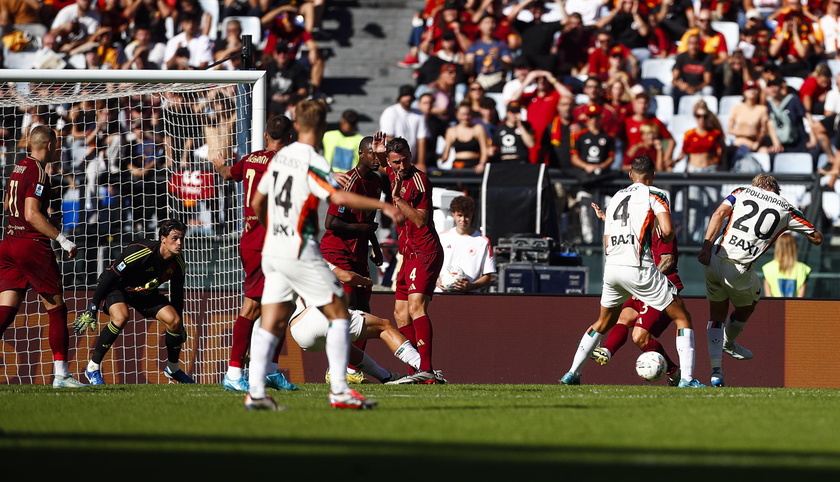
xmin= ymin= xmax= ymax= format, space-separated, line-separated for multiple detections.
xmin=697 ymin=174 xmax=823 ymax=387
xmin=246 ymin=99 xmax=404 ymax=411
xmin=559 ymin=155 xmax=704 ymax=388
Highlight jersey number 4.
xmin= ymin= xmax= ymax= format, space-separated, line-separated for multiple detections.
xmin=272 ymin=172 xmax=293 ymax=217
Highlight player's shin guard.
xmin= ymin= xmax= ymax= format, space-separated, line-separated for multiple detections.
xmin=394 ymin=340 xmax=421 ymax=371
xmin=676 ymin=328 xmax=696 ymax=381
xmin=0 ymin=305 xmax=19 ymax=335
xmin=326 ymin=319 xmax=351 ymax=394
xmin=707 ymin=321 xmax=724 ymax=370
xmin=92 ymin=322 xmax=123 ymax=364
xmin=249 ymin=327 xmax=278 ymax=399
xmin=164 ymin=329 xmax=187 ymax=363
xmin=570 ymin=328 xmax=602 ymax=374
xmin=724 ymin=317 xmax=747 ymax=343
xmin=47 ymin=305 xmax=69 ymax=360
xmin=413 ymin=316 xmax=433 ymax=371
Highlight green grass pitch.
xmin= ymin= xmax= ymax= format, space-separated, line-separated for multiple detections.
xmin=2 ymin=383 xmax=840 ymax=479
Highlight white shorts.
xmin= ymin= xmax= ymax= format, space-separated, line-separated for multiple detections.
xmin=704 ymin=254 xmax=761 ymax=307
xmin=261 ymin=256 xmax=344 ymax=307
xmin=290 ymin=307 xmax=366 ymax=352
xmin=600 ymin=264 xmax=676 ymax=311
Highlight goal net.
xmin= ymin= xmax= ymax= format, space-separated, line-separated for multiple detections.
xmin=0 ymin=69 xmax=266 ymax=384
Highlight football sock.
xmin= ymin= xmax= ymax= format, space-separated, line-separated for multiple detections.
xmin=603 ymin=323 xmax=629 ymax=355
xmin=644 ymin=339 xmax=677 ymax=372
xmin=226 ymin=366 xmax=243 ymax=379
xmin=355 ymin=351 xmax=390 ymax=382
xmin=398 ymin=324 xmax=416 ymax=345
xmin=229 ymin=315 xmax=256 ymax=367
xmin=724 ymin=317 xmax=747 ymax=343
xmin=413 ymin=315 xmax=433 ymax=372
xmin=326 ymin=318 xmax=351 ymax=394
xmin=394 ymin=340 xmax=421 ymax=370
xmin=164 ymin=329 xmax=187 ymax=364
xmin=87 ymin=361 xmax=100 ymax=372
xmin=46 ymin=305 xmax=69 ymax=360
xmin=707 ymin=321 xmax=723 ymax=370
xmin=676 ymin=328 xmax=696 ymax=380
xmin=570 ymin=328 xmax=603 ymax=375
xmin=92 ymin=321 xmax=122 ymax=364
xmin=0 ymin=305 xmax=18 ymax=334
xmin=248 ymin=327 xmax=278 ymax=399
xmin=54 ymin=360 xmax=69 ymax=377
xmin=349 ymin=339 xmax=368 ymax=371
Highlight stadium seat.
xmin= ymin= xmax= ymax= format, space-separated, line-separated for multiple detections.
xmin=640 ymin=58 xmax=675 ymax=93
xmin=773 ymin=152 xmax=815 ymax=209
xmin=823 ymin=191 xmax=840 ymax=226
xmin=221 ymin=15 xmax=264 ymax=45
xmin=751 ymin=152 xmax=772 ymax=172
xmin=199 ymin=0 xmax=220 ymax=40
xmin=717 ymin=95 xmax=742 ymax=117
xmin=716 ymin=113 xmax=732 ymax=144
xmin=711 ymin=21 xmax=740 ymax=55
xmin=677 ymin=94 xmax=718 ymax=116
xmin=669 ymin=114 xmax=695 ymax=158
xmin=784 ymin=76 xmax=805 ymax=91
xmin=651 ymin=95 xmax=674 ymax=124
xmin=485 ymin=91 xmax=506 ymax=121
xmin=828 ymin=59 xmax=840 ymax=80
xmin=575 ymin=93 xmax=589 ymax=106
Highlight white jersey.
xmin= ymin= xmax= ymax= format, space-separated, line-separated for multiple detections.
xmin=257 ymin=142 xmax=338 ymax=260
xmin=435 ymin=228 xmax=496 ymax=293
xmin=713 ymin=185 xmax=817 ymax=265
xmin=603 ymin=183 xmax=670 ymax=268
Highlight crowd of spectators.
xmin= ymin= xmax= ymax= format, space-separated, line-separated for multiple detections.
xmin=386 ymin=0 xmax=840 ymax=243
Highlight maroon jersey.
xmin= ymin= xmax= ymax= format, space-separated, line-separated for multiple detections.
xmin=229 ymin=148 xmax=276 ymax=251
xmin=320 ymin=167 xmax=383 ymax=260
xmin=651 ymin=232 xmax=683 ymax=291
xmin=5 ymin=156 xmax=51 ymax=241
xmin=387 ymin=166 xmax=442 ymax=256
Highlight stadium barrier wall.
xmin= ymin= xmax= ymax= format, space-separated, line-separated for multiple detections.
xmin=3 ymin=293 xmax=838 ymax=388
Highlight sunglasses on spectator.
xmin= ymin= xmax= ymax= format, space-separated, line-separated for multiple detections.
xmin=470 ymin=86 xmax=483 ymax=91
xmin=695 ymin=113 xmax=709 ymax=118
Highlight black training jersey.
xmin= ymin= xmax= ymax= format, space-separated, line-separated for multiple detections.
xmin=91 ymin=239 xmax=186 ymax=314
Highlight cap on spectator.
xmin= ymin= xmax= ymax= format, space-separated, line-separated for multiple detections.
xmin=442 ymin=29 xmax=456 ymax=41
xmin=743 ymin=80 xmax=759 ymax=92
xmin=507 ymin=100 xmax=521 ymax=112
xmin=440 ymin=63 xmax=458 ymax=74
xmin=585 ymin=104 xmax=603 ymax=117
xmin=766 ymin=76 xmax=783 ymax=87
xmin=398 ymin=84 xmax=415 ymax=100
xmin=746 ymin=9 xmax=762 ymax=20
xmin=609 ymin=45 xmax=624 ymax=58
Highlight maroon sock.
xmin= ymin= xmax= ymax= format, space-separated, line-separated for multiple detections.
xmin=603 ymin=323 xmax=629 ymax=356
xmin=0 ymin=305 xmax=19 ymax=334
xmin=413 ymin=316 xmax=433 ymax=372
xmin=47 ymin=305 xmax=69 ymax=361
xmin=229 ymin=316 xmax=256 ymax=368
xmin=644 ymin=339 xmax=678 ymax=372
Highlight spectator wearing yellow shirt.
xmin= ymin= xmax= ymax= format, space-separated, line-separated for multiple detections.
xmin=322 ymin=109 xmax=364 ymax=173
xmin=761 ymin=232 xmax=812 ymax=297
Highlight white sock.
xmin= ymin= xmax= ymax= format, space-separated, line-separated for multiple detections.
xmin=355 ymin=352 xmax=390 ymax=382
xmin=226 ymin=366 xmax=243 ymax=379
xmin=326 ymin=318 xmax=351 ymax=394
xmin=724 ymin=317 xmax=746 ymax=344
xmin=707 ymin=321 xmax=723 ymax=372
xmin=248 ymin=327 xmax=278 ymax=399
xmin=86 ymin=361 xmax=100 ymax=372
xmin=394 ymin=340 xmax=421 ymax=370
xmin=676 ymin=328 xmax=695 ymax=381
xmin=569 ymin=328 xmax=602 ymax=375
xmin=54 ymin=360 xmax=68 ymax=377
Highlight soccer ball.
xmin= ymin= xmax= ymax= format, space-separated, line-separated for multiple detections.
xmin=635 ymin=351 xmax=667 ymax=382
xmin=439 ymin=266 xmax=465 ymax=291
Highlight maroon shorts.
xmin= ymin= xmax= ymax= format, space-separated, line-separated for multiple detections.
xmin=240 ymin=246 xmax=264 ymax=299
xmin=621 ymin=297 xmax=672 ymax=338
xmin=322 ymin=249 xmax=370 ymax=294
xmin=0 ymin=236 xmax=62 ymax=294
xmin=395 ymin=251 xmax=444 ymax=301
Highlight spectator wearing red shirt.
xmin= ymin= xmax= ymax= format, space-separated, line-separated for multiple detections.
xmin=261 ymin=5 xmax=326 ymax=97
xmin=554 ymin=12 xmax=595 ymax=79
xmin=624 ymin=122 xmax=662 ymax=171
xmin=799 ymin=63 xmax=832 ymax=115
xmin=510 ymin=69 xmax=573 ymax=163
xmin=621 ymin=92 xmax=674 ymax=165
xmin=768 ymin=8 xmax=820 ymax=78
xmin=573 ymin=76 xmax=622 ymax=138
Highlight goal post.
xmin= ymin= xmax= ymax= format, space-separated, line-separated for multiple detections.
xmin=0 ymin=69 xmax=269 ymax=385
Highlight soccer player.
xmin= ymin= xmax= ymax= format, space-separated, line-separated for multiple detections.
xmin=291 ymin=264 xmax=423 ymax=383
xmin=697 ymin=174 xmax=823 ymax=387
xmin=588 ymin=203 xmax=683 ymax=386
xmin=320 ymin=135 xmax=385 ymax=383
xmin=73 ymin=219 xmax=194 ymax=385
xmin=372 ymin=131 xmax=445 ymax=384
xmin=436 ymin=195 xmax=496 ymax=293
xmin=0 ymin=125 xmax=86 ymax=388
xmin=559 ymin=155 xmax=705 ymax=388
xmin=211 ymin=115 xmax=298 ymax=393
xmin=246 ymin=99 xmax=404 ymax=411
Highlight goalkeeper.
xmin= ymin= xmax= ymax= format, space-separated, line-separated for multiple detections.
xmin=74 ymin=219 xmax=194 ymax=385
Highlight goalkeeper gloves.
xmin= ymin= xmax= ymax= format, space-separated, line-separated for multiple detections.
xmin=73 ymin=303 xmax=99 ymax=334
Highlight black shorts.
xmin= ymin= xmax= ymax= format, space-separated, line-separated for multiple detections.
xmin=104 ymin=290 xmax=171 ymax=319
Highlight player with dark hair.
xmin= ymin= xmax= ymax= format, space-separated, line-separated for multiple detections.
xmin=698 ymin=174 xmax=823 ymax=387
xmin=0 ymin=125 xmax=86 ymax=388
xmin=211 ymin=115 xmax=298 ymax=392
xmin=436 ymin=195 xmax=496 ymax=293
xmin=559 ymin=155 xmax=704 ymax=387
xmin=373 ymin=132 xmax=446 ymax=384
xmin=73 ymin=219 xmax=194 ymax=384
